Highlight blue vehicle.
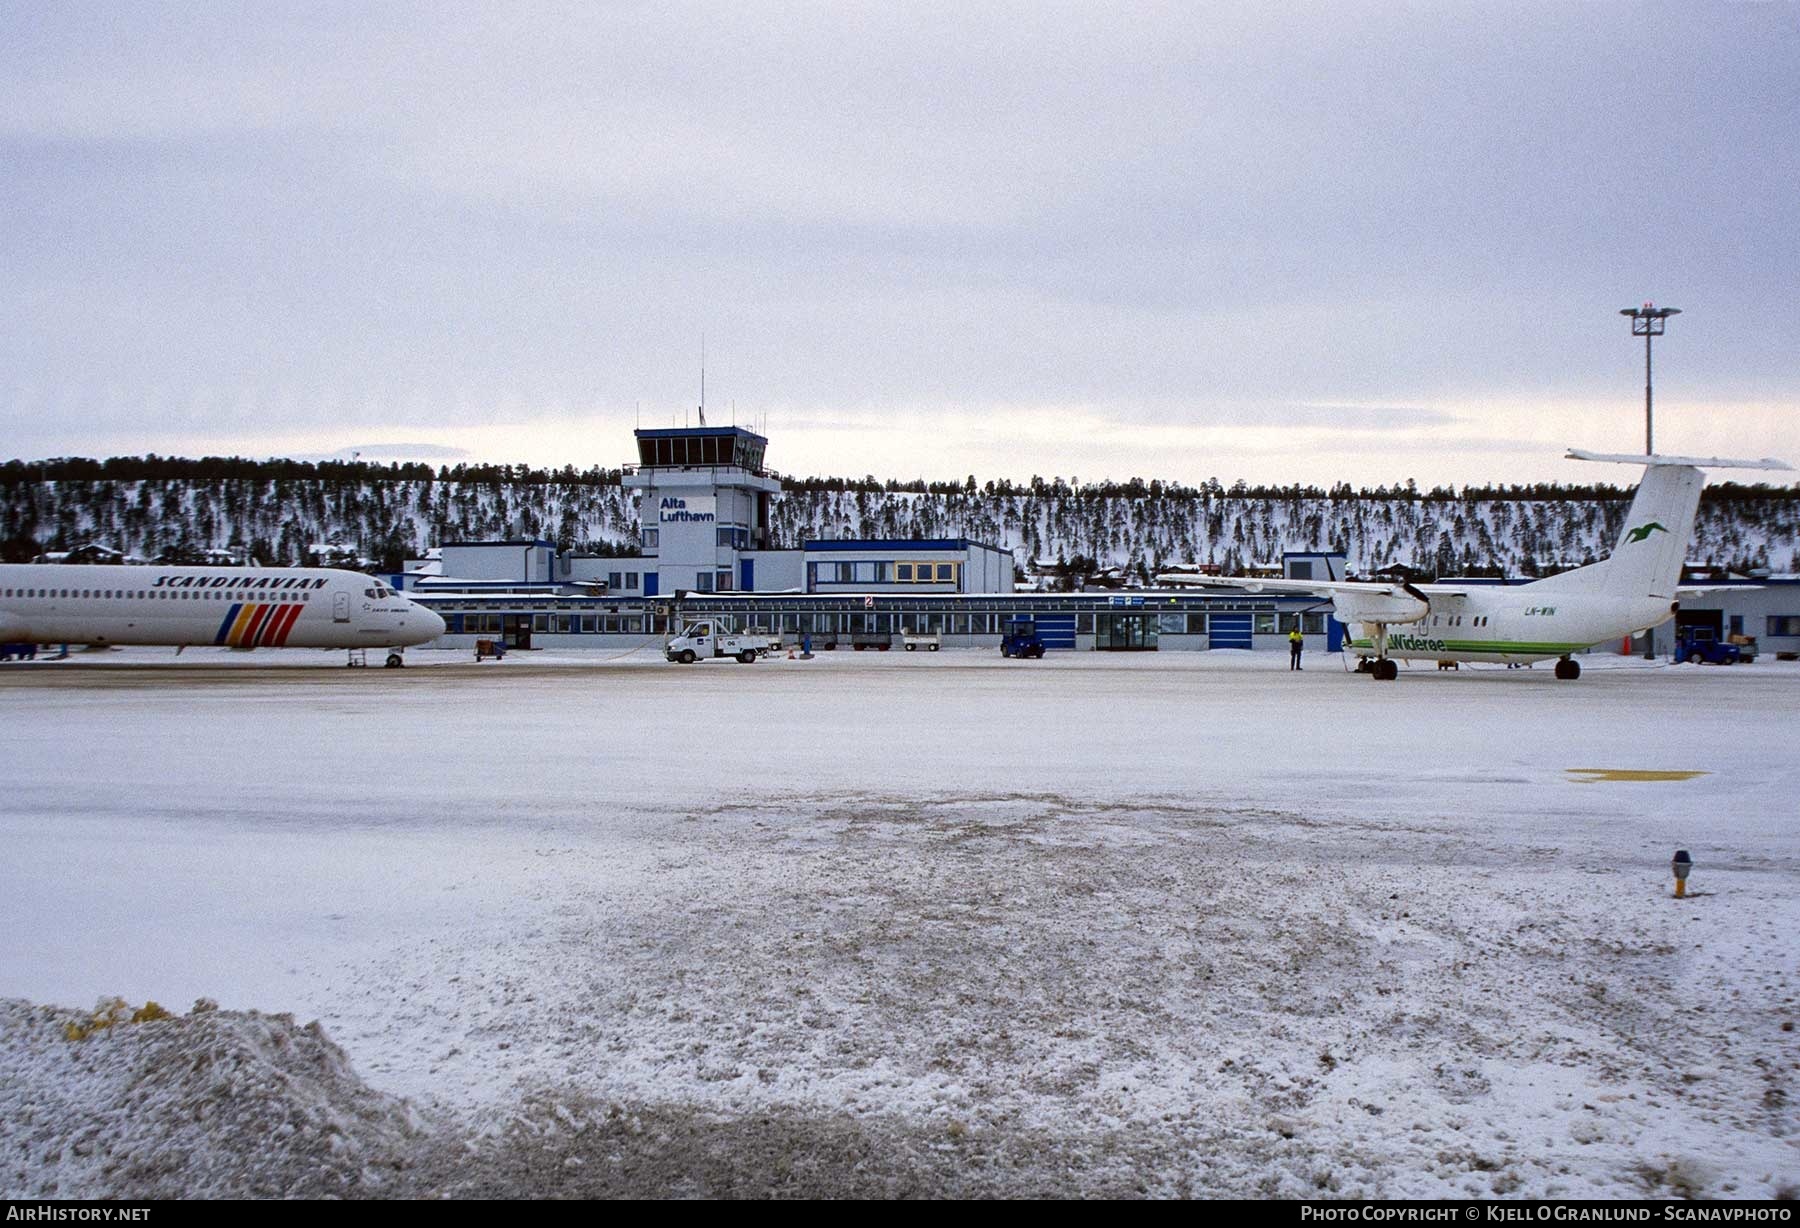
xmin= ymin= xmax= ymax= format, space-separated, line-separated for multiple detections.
xmin=1001 ymin=618 xmax=1045 ymax=659
xmin=1676 ymin=626 xmax=1741 ymax=665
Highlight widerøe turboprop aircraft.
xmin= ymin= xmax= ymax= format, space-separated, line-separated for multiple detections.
xmin=1157 ymin=451 xmax=1793 ymax=680
xmin=0 ymin=564 xmax=446 ymax=666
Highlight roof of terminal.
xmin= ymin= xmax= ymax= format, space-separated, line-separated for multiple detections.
xmin=632 ymin=426 xmax=769 ymax=442
xmin=803 ymin=538 xmax=1007 ymax=553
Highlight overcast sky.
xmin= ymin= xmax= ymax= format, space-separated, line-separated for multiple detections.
xmin=4 ymin=2 xmax=1797 ymax=487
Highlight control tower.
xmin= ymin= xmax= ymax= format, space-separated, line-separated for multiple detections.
xmin=622 ymin=426 xmax=782 ymax=596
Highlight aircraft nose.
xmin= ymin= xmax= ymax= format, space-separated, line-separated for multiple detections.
xmin=422 ymin=606 xmax=446 ymax=638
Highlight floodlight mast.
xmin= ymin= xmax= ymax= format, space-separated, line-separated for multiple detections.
xmin=1619 ymin=302 xmax=1680 ymax=455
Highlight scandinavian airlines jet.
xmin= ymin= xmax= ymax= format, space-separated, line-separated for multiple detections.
xmin=1158 ymin=451 xmax=1792 ymax=681
xmin=0 ymin=564 xmax=446 ymax=667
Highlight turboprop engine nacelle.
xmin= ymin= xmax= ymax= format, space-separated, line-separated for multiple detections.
xmin=1333 ymin=591 xmax=1430 ymax=626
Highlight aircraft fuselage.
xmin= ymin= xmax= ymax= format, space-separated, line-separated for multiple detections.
xmin=1345 ymin=592 xmax=1673 ymax=665
xmin=0 ymin=564 xmax=444 ymax=651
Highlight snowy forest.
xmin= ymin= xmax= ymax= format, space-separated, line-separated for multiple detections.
xmin=4 ymin=456 xmax=1798 ymax=581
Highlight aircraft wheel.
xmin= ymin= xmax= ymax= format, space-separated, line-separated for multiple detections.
xmin=385 ymin=653 xmax=404 ymax=669
xmin=1555 ymin=658 xmax=1580 ymax=680
xmin=1373 ymin=659 xmax=1398 ymax=681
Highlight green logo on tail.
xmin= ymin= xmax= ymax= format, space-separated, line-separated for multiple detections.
xmin=1626 ymin=521 xmax=1669 ymax=543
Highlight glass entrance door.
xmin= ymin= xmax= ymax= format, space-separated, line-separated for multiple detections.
xmin=1095 ymin=613 xmax=1157 ymax=650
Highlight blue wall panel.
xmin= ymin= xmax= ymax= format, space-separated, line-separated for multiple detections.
xmin=1036 ymin=615 xmax=1076 ymax=649
xmin=1210 ymin=613 xmax=1252 ymax=650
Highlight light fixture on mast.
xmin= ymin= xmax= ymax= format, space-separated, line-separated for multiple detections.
xmin=1619 ymin=302 xmax=1680 ymax=455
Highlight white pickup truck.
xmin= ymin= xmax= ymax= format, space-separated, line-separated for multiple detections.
xmin=664 ymin=620 xmax=761 ymax=664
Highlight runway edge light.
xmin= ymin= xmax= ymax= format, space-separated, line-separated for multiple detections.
xmin=1671 ymin=849 xmax=1694 ymax=899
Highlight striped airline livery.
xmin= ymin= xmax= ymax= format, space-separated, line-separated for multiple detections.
xmin=215 ymin=601 xmax=309 ymax=648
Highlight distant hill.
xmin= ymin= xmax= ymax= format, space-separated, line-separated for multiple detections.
xmin=3 ymin=455 xmax=1797 ymax=579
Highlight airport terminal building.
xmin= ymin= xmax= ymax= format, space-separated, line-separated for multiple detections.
xmin=397 ymin=423 xmax=1800 ymax=660
xmin=398 ymin=424 xmax=1342 ymax=653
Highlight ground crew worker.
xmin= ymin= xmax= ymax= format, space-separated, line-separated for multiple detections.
xmin=1288 ymin=626 xmax=1304 ymax=670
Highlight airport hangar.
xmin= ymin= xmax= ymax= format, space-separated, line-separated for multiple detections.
xmin=393 ymin=423 xmax=1800 ymax=660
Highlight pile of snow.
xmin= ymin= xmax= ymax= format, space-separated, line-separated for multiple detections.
xmin=0 ymin=997 xmax=433 ymax=1198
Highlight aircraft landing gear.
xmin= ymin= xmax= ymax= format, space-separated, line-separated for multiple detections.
xmin=385 ymin=652 xmax=405 ymax=669
xmin=1554 ymin=656 xmax=1580 ymax=680
xmin=1363 ymin=626 xmax=1399 ymax=680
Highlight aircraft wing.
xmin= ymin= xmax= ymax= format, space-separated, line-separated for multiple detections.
xmin=1154 ymin=574 xmax=1471 ymax=598
xmin=1676 ymin=584 xmax=1761 ymax=597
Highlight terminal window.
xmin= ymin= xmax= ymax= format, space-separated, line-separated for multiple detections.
xmin=1769 ymin=615 xmax=1800 ymax=637
xmin=815 ymin=561 xmax=893 ymax=584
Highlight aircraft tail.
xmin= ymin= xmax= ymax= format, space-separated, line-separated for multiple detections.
xmin=1598 ymin=463 xmax=1703 ymax=599
xmin=1532 ymin=450 xmax=1792 ymax=599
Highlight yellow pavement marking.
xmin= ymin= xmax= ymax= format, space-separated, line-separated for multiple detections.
xmin=1565 ymin=768 xmax=1710 ymax=784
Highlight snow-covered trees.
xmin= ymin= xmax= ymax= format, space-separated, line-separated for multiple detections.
xmin=2 ymin=456 xmax=1795 ymax=578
